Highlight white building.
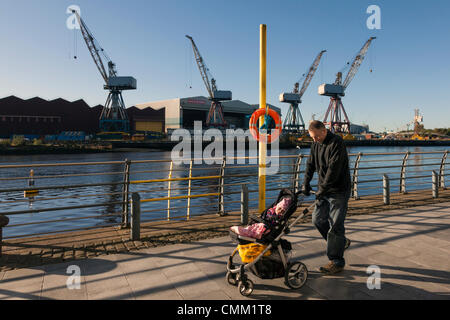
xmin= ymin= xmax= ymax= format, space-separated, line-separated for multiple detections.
xmin=136 ymin=96 xmax=281 ymax=133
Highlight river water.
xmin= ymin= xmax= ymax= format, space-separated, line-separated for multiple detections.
xmin=0 ymin=145 xmax=448 ymax=239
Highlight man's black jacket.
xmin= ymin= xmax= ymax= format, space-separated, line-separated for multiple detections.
xmin=303 ymin=130 xmax=351 ymax=196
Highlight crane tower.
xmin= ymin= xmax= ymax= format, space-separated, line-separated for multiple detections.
xmin=186 ymin=35 xmax=231 ymax=128
xmin=73 ymin=10 xmax=136 ymax=133
xmin=319 ymin=37 xmax=376 ymax=134
xmin=279 ymin=50 xmax=326 ymax=133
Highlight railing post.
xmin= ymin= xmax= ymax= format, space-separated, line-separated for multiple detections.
xmin=167 ymin=161 xmax=173 ymax=221
xmin=383 ymin=174 xmax=390 ymax=205
xmin=432 ymin=170 xmax=439 ymax=199
xmin=352 ymin=152 xmax=363 ymax=200
xmin=186 ymin=160 xmax=193 ymax=220
xmin=130 ymin=192 xmax=141 ymax=241
xmin=218 ymin=156 xmax=227 ymax=216
xmin=292 ymin=154 xmax=303 ymax=194
xmin=439 ymin=150 xmax=448 ymax=189
xmin=121 ymin=158 xmax=131 ymax=229
xmin=241 ymin=184 xmax=249 ymax=225
xmin=400 ymin=151 xmax=410 ymax=194
xmin=0 ymin=215 xmax=9 ymax=257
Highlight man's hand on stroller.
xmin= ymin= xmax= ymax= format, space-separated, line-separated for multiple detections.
xmin=315 ymin=189 xmax=325 ymax=201
xmin=301 ymin=183 xmax=312 ymax=196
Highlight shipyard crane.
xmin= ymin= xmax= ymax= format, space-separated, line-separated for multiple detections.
xmin=279 ymin=50 xmax=326 ymax=134
xmin=319 ymin=37 xmax=376 ymax=134
xmin=73 ymin=10 xmax=136 ymax=133
xmin=186 ymin=35 xmax=231 ymax=128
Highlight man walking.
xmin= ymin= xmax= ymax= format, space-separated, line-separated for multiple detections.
xmin=301 ymin=120 xmax=351 ymax=274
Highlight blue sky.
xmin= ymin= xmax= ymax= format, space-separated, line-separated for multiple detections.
xmin=0 ymin=0 xmax=449 ymax=132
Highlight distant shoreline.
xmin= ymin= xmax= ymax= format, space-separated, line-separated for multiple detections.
xmin=0 ymin=144 xmax=114 ymax=156
xmin=0 ymin=139 xmax=449 ymax=156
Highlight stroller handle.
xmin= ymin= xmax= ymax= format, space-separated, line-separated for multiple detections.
xmin=295 ymin=190 xmax=316 ymax=197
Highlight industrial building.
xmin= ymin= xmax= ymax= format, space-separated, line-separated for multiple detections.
xmin=135 ymin=96 xmax=281 ymax=133
xmin=349 ymin=123 xmax=370 ymax=134
xmin=0 ymin=95 xmax=164 ymax=138
xmin=0 ymin=95 xmax=281 ymax=137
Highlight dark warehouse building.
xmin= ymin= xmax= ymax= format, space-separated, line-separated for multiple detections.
xmin=0 ymin=96 xmax=165 ymax=138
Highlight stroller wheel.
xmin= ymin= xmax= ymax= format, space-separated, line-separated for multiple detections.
xmin=285 ymin=262 xmax=308 ymax=289
xmin=238 ymin=279 xmax=254 ymax=296
xmin=226 ymin=271 xmax=238 ymax=286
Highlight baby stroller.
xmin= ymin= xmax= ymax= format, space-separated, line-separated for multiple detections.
xmin=226 ymin=188 xmax=316 ymax=296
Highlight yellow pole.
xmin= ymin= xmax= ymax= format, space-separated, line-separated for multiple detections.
xmin=259 ymin=24 xmax=267 ymax=213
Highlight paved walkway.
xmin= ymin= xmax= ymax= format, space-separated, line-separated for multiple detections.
xmin=1 ymin=202 xmax=449 ymax=300
xmin=2 ymin=188 xmax=449 ymax=272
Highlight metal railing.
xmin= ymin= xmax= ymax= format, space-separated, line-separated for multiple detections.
xmin=0 ymin=150 xmax=448 ymax=240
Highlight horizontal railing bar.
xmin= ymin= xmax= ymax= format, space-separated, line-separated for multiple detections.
xmin=222 ymin=173 xmax=258 ymax=179
xmin=0 ymin=191 xmax=125 ymax=204
xmin=356 ymin=186 xmax=385 ymax=191
xmin=349 ymin=151 xmax=447 ymax=156
xmin=132 ymin=166 xmax=221 ymax=174
xmin=222 ymin=181 xmax=257 ymax=188
xmin=403 ymin=175 xmax=435 ymax=180
xmin=3 ymin=201 xmax=125 ymax=216
xmin=130 ymin=176 xmax=220 ymax=184
xmin=355 ymin=172 xmax=403 ymax=177
xmin=356 ymin=162 xmax=442 ymax=171
xmin=139 ymin=212 xmax=221 ymax=223
xmin=355 ymin=159 xmax=404 ymax=163
xmin=354 ymin=179 xmax=383 ymax=184
xmin=0 ymin=171 xmax=126 ymax=182
xmin=407 ymin=182 xmax=432 ymax=186
xmin=419 ymin=157 xmax=447 ymax=160
xmin=141 ymin=193 xmax=219 ymax=203
xmin=0 ymin=181 xmax=125 ymax=194
xmin=133 ymin=184 xmax=222 ymax=194
xmin=223 ymin=200 xmax=244 ymax=205
xmin=222 ymin=164 xmax=259 ymax=169
xmin=130 ymin=156 xmax=268 ymax=164
xmin=189 ymin=166 xmax=222 ymax=171
xmin=140 ymin=203 xmax=215 ymax=214
xmin=222 ymin=171 xmax=297 ymax=179
xmin=129 ymin=166 xmax=222 ymax=176
xmin=0 ymin=160 xmax=125 ymax=169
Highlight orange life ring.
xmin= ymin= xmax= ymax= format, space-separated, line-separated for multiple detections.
xmin=249 ymin=108 xmax=282 ymax=143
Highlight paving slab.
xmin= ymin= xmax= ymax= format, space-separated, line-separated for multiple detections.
xmin=0 ymin=267 xmax=44 ymax=300
xmin=40 ymin=261 xmax=88 ymax=300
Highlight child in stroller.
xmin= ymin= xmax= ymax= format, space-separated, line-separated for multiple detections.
xmin=229 ymin=196 xmax=292 ymax=240
xmin=226 ymin=188 xmax=315 ymax=296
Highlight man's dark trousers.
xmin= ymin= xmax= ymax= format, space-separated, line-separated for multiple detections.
xmin=312 ymin=190 xmax=350 ymax=267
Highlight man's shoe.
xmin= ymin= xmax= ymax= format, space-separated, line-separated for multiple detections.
xmin=344 ymin=238 xmax=351 ymax=250
xmin=319 ymin=261 xmax=344 ymax=275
